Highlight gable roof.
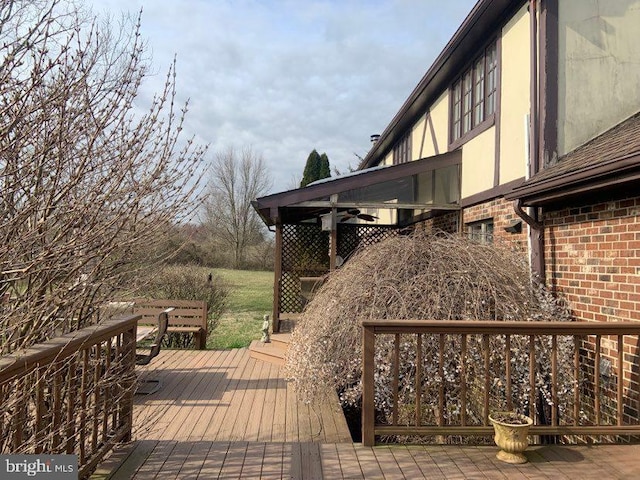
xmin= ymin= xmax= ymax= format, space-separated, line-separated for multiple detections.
xmin=506 ymin=111 xmax=640 ymax=206
xmin=360 ymin=0 xmax=526 ymax=169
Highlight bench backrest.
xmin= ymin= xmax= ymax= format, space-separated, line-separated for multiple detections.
xmin=134 ymin=299 xmax=208 ymax=330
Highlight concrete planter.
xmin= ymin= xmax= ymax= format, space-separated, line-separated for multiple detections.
xmin=488 ymin=412 xmax=533 ymax=464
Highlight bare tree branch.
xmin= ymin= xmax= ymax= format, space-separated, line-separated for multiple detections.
xmin=0 ymin=0 xmax=207 ymax=353
xmin=203 ymin=147 xmax=272 ymax=269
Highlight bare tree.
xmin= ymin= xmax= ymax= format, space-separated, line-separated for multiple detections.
xmin=0 ymin=0 xmax=207 ymax=354
xmin=204 ymin=147 xmax=272 ymax=269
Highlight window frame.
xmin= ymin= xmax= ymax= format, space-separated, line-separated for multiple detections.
xmin=392 ymin=131 xmax=412 ymax=165
xmin=449 ymin=40 xmax=498 ymax=149
xmin=466 ymin=218 xmax=494 ymax=244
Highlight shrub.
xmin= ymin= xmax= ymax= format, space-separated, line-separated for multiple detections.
xmin=140 ymin=265 xmax=229 ymax=346
xmin=284 ymin=232 xmax=574 ymax=435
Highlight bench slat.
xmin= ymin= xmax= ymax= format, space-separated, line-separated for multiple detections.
xmin=132 ymin=299 xmax=208 ymax=349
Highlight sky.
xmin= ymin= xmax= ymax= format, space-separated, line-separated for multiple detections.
xmin=85 ymin=0 xmax=477 ymax=193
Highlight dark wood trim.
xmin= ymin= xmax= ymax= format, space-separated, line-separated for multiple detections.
xmin=272 ymin=221 xmax=283 ymax=333
xmin=460 ymin=177 xmax=525 ymax=208
xmin=329 ymin=207 xmax=337 ymax=271
xmin=448 ymin=82 xmax=455 ymax=148
xmin=419 ymin=110 xmax=429 ymax=159
xmin=539 ymin=0 xmax=558 ymax=169
xmin=493 ymin=35 xmax=503 ymax=187
xmin=448 ymin=114 xmax=496 ymax=151
xmin=428 ymin=111 xmax=440 ymax=155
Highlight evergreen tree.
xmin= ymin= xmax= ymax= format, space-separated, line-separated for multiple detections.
xmin=300 ymin=149 xmax=331 ymax=187
xmin=319 ymin=153 xmax=331 ymax=179
xmin=300 ymin=149 xmax=321 ymax=187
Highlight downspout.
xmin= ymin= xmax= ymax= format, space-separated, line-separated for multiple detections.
xmin=515 ymin=0 xmax=546 ymax=282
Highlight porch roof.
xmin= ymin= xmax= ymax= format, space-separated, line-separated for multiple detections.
xmin=253 ymin=150 xmax=461 ymax=227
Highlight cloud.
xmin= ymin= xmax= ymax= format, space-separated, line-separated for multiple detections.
xmin=86 ymin=0 xmax=475 ymax=191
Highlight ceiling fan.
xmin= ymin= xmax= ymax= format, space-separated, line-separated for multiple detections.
xmin=339 ymin=208 xmax=379 ymax=222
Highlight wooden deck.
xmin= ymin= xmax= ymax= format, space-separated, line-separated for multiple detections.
xmin=93 ymin=348 xmax=640 ymax=479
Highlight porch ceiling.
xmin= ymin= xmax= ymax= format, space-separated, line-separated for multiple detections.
xmin=253 ymin=150 xmax=462 ymax=226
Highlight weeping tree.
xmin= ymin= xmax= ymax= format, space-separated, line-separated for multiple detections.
xmin=0 ymin=0 xmax=207 ymax=354
xmin=285 ymin=233 xmax=576 ymax=440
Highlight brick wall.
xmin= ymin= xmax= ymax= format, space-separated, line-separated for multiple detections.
xmin=419 ymin=197 xmax=528 ymax=250
xmin=544 ymin=196 xmax=640 ymax=323
xmin=463 ymin=197 xmax=528 ymax=249
xmin=420 ymin=211 xmax=459 ymax=233
xmin=543 ymin=195 xmax=640 ymax=425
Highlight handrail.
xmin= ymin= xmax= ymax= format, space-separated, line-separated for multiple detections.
xmin=0 ymin=315 xmax=140 ymax=382
xmin=362 ymin=319 xmax=640 ymax=446
xmin=0 ymin=314 xmax=141 ymax=478
xmin=362 ymin=319 xmax=640 ymax=335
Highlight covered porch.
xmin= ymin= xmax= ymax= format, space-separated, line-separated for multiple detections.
xmin=252 ymin=151 xmax=462 ymax=332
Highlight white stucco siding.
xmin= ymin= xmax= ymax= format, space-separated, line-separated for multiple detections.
xmin=411 ymin=91 xmax=449 ymax=160
xmin=499 ymin=4 xmax=530 ymax=184
xmin=558 ymin=0 xmax=640 ymax=155
xmin=460 ymin=127 xmax=496 ymax=199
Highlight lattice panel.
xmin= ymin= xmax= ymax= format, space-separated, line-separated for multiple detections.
xmin=280 ymin=223 xmax=330 ymax=313
xmin=337 ymin=224 xmax=398 ymax=261
xmin=278 ymin=223 xmax=400 ymax=314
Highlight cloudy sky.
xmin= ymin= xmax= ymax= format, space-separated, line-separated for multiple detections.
xmin=85 ymin=0 xmax=476 ymax=193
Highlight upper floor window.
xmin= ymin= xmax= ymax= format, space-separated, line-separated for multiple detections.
xmin=450 ymin=41 xmax=498 ymax=144
xmin=393 ymin=131 xmax=411 ymax=164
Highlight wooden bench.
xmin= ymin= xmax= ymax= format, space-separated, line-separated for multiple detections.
xmin=133 ymin=299 xmax=208 ymax=349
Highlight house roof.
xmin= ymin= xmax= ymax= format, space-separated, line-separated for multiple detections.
xmin=253 ymin=150 xmax=461 ymax=226
xmin=360 ymin=0 xmax=526 ymax=169
xmin=506 ymin=111 xmax=640 ymax=206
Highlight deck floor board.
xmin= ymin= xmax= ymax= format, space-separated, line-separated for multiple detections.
xmin=92 ymin=348 xmax=640 ymax=479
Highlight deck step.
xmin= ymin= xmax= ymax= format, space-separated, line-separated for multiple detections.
xmin=249 ymin=333 xmax=291 ymax=366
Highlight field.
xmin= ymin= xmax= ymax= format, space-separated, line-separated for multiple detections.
xmin=208 ymin=268 xmax=274 ymax=349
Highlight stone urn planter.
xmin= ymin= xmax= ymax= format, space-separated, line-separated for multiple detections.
xmin=488 ymin=411 xmax=533 ymax=464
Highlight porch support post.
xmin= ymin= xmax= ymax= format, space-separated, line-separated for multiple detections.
xmin=329 ymin=208 xmax=337 ymax=271
xmin=272 ymin=219 xmax=283 ymax=333
xmin=329 ymin=194 xmax=338 ymax=271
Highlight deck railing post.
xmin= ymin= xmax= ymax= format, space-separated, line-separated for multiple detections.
xmin=362 ymin=324 xmax=376 ymax=446
xmin=121 ymin=324 xmax=136 ymax=443
xmin=0 ymin=314 xmax=140 ymax=474
xmin=360 ymin=320 xmax=640 ymax=441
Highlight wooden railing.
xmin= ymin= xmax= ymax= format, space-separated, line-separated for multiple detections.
xmin=362 ymin=320 xmax=640 ymax=446
xmin=0 ymin=314 xmax=140 ymax=478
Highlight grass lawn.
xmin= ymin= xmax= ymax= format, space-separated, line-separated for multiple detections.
xmin=208 ymin=268 xmax=273 ymax=349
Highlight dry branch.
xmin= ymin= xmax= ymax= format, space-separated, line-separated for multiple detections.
xmin=285 ymin=232 xmax=574 ymax=426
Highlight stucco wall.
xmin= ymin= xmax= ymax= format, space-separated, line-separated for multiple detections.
xmin=558 ymin=0 xmax=640 ymax=155
xmin=460 ymin=127 xmax=495 ymax=199
xmin=412 ymin=91 xmax=449 ymax=160
xmin=499 ymin=4 xmax=530 ymax=184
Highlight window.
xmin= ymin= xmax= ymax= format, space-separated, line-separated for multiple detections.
xmin=467 ymin=219 xmax=494 ymax=244
xmin=393 ymin=132 xmax=411 ymax=164
xmin=450 ymin=41 xmax=497 ymax=143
